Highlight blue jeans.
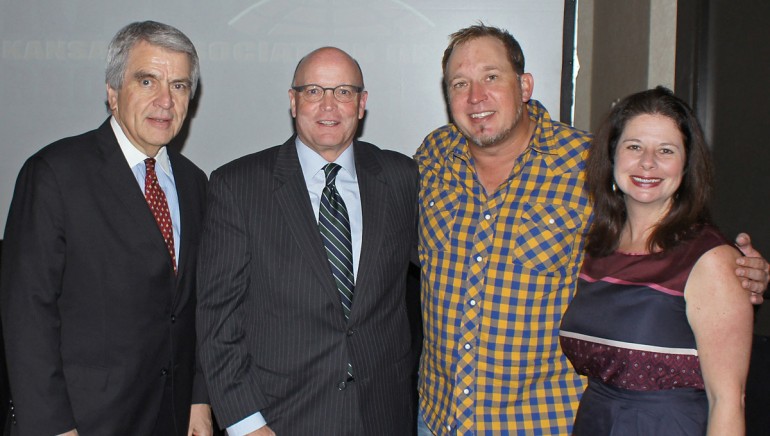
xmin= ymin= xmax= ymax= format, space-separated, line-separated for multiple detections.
xmin=417 ymin=409 xmax=436 ymax=436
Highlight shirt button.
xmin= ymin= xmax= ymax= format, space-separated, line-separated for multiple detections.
xmin=485 ymin=213 xmax=491 ymax=220
xmin=469 ymin=299 xmax=476 ymax=306
xmin=447 ymin=425 xmax=452 ymax=431
xmin=476 ymin=255 xmax=482 ymax=262
xmin=464 ymin=343 xmax=471 ymax=350
xmin=463 ymin=388 xmax=470 ymax=395
xmin=549 ymin=218 xmax=555 ymax=224
xmin=429 ymin=201 xmax=435 ymax=206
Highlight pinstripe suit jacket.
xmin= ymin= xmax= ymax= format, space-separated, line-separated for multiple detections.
xmin=197 ymin=137 xmax=417 ymax=435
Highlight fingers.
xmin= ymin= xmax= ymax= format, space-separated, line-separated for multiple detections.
xmin=736 ymin=257 xmax=770 ymax=282
xmin=740 ymin=276 xmax=767 ymax=293
xmin=735 ymin=233 xmax=762 ymax=258
xmin=735 ymin=232 xmax=751 ymax=248
xmin=737 ymin=270 xmax=769 ymax=292
xmin=735 ymin=255 xmax=768 ymax=270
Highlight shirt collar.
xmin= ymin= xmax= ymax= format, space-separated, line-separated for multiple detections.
xmin=110 ymin=116 xmax=172 ymax=177
xmin=525 ymin=99 xmax=552 ymax=154
xmin=295 ymin=137 xmax=357 ymax=182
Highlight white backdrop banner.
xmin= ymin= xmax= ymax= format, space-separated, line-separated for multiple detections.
xmin=0 ymin=0 xmax=566 ymax=232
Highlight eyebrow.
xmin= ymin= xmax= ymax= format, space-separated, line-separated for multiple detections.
xmin=621 ymin=138 xmax=682 ymax=147
xmin=170 ymin=78 xmax=193 ymax=87
xmin=448 ymin=65 xmax=502 ymax=81
xmin=133 ymin=70 xmax=159 ymax=82
xmin=132 ymin=70 xmax=192 ymax=89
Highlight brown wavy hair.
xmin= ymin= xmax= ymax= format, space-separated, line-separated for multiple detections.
xmin=585 ymin=86 xmax=713 ymax=257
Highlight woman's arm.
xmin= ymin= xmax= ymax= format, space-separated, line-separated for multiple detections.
xmin=686 ymin=244 xmax=754 ymax=436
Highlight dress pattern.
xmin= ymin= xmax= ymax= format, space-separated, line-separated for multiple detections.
xmin=559 ymin=225 xmax=733 ymax=435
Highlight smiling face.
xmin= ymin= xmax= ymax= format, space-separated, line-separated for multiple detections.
xmin=613 ymin=113 xmax=686 ymax=213
xmin=289 ymin=48 xmax=367 ymax=160
xmin=445 ymin=36 xmax=532 ymax=150
xmin=107 ymin=40 xmax=192 ymax=157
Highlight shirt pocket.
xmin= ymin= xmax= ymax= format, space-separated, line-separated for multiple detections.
xmin=419 ymin=185 xmax=459 ymax=252
xmin=512 ymin=203 xmax=582 ymax=273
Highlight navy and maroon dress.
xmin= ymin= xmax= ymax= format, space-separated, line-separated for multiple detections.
xmin=560 ymin=225 xmax=732 ymax=435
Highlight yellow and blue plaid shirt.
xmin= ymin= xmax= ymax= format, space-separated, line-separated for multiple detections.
xmin=417 ymin=100 xmax=593 ymax=435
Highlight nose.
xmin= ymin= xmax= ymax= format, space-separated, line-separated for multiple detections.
xmin=154 ymin=86 xmax=174 ymax=110
xmin=468 ymin=82 xmax=487 ymax=104
xmin=639 ymin=148 xmax=656 ymax=170
xmin=320 ymin=88 xmax=337 ymax=110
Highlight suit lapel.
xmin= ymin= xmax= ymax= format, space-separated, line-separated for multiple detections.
xmin=350 ymin=141 xmax=387 ymax=316
xmin=273 ymin=138 xmax=339 ymax=297
xmin=171 ymin=156 xmax=196 ymax=280
xmin=94 ymin=120 xmax=177 ymax=275
xmin=170 ymin=153 xmax=203 ymax=309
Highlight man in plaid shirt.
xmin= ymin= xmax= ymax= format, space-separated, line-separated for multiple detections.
xmin=415 ymin=23 xmax=769 ymax=435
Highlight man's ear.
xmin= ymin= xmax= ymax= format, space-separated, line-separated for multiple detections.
xmin=357 ymin=91 xmax=368 ymax=120
xmin=519 ymin=73 xmax=534 ymax=102
xmin=289 ymin=89 xmax=297 ymax=118
xmin=107 ymin=84 xmax=119 ymax=113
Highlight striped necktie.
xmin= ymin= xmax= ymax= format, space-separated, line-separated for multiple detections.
xmin=318 ymin=163 xmax=355 ymax=318
xmin=318 ymin=163 xmax=355 ymax=379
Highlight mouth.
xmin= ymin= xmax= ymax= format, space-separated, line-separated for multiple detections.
xmin=317 ymin=120 xmax=340 ymax=126
xmin=469 ymin=111 xmax=494 ymax=119
xmin=147 ymin=116 xmax=172 ymax=126
xmin=631 ymin=176 xmax=662 ymax=185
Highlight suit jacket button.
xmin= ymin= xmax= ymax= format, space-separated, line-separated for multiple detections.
xmin=161 ymin=368 xmax=168 ymax=376
xmin=337 ymin=381 xmax=347 ymax=390
xmin=346 ymin=328 xmax=355 ymax=336
xmin=171 ymin=315 xmax=176 ymax=323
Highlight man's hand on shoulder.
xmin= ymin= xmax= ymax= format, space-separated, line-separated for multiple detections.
xmin=57 ymin=431 xmax=78 ymax=436
xmin=188 ymin=404 xmax=213 ymax=436
xmin=734 ymin=232 xmax=770 ymax=304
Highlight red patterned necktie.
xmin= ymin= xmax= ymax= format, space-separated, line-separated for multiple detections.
xmin=144 ymin=158 xmax=177 ymax=273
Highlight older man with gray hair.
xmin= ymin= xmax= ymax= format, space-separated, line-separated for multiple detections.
xmin=1 ymin=21 xmax=212 ymax=435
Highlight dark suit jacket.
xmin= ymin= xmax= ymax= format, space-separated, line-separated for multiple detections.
xmin=0 ymin=119 xmax=208 ymax=435
xmin=197 ymin=137 xmax=417 ymax=435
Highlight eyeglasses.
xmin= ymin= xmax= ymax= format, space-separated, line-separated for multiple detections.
xmin=291 ymin=84 xmax=363 ymax=103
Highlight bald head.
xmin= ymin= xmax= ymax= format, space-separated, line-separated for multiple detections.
xmin=292 ymin=47 xmax=364 ymax=88
xmin=288 ymin=46 xmax=368 ymax=161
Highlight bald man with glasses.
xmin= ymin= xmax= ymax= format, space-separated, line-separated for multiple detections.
xmin=197 ymin=46 xmax=418 ymax=436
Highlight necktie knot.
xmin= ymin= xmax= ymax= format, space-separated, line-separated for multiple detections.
xmin=145 ymin=158 xmax=158 ymax=186
xmin=323 ymin=163 xmax=342 ymax=187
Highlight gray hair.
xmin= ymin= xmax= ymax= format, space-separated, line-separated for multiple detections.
xmin=106 ymin=21 xmax=200 ymax=98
